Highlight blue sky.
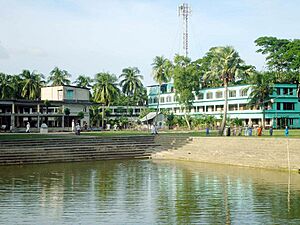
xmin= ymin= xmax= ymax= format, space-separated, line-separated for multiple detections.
xmin=0 ymin=0 xmax=299 ymax=85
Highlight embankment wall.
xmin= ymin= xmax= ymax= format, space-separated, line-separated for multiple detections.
xmin=153 ymin=137 xmax=300 ymax=171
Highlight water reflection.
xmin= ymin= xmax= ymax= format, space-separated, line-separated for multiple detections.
xmin=0 ymin=160 xmax=300 ymax=224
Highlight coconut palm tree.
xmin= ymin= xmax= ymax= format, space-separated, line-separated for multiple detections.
xmin=93 ymin=72 xmax=119 ymax=106
xmin=119 ymin=67 xmax=143 ymax=97
xmin=151 ymin=56 xmax=172 ymax=118
xmin=20 ymin=70 xmax=45 ymax=100
xmin=9 ymin=75 xmax=23 ymax=99
xmin=48 ymin=67 xmax=71 ymax=86
xmin=0 ymin=73 xmax=13 ymax=99
xmin=205 ymin=46 xmax=252 ymax=135
xmin=248 ymin=72 xmax=275 ymax=129
xmin=73 ymin=75 xmax=93 ymax=88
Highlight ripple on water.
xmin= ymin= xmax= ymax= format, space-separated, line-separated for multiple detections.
xmin=0 ymin=160 xmax=300 ymax=224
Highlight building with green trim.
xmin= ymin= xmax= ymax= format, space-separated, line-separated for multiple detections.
xmin=147 ymin=83 xmax=300 ymax=128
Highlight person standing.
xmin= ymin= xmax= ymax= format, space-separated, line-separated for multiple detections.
xmin=285 ymin=126 xmax=289 ymax=137
xmin=71 ymin=119 xmax=75 ymax=132
xmin=26 ymin=122 xmax=30 ymax=133
xmin=76 ymin=123 xmax=81 ymax=135
xmin=269 ymin=127 xmax=273 ymax=136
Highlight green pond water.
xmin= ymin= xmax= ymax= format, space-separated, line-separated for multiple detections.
xmin=0 ymin=160 xmax=300 ymax=224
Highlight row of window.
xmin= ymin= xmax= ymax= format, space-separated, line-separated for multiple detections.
xmin=149 ymin=88 xmax=248 ymax=104
xmin=276 ymin=88 xmax=294 ymax=96
xmin=160 ymin=102 xmax=296 ymax=113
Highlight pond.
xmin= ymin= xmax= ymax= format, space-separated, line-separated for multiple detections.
xmin=0 ymin=160 xmax=300 ymax=224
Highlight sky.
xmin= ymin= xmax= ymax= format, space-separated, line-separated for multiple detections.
xmin=0 ymin=0 xmax=300 ymax=85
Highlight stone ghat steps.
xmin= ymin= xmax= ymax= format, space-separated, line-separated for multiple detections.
xmin=0 ymin=141 xmax=157 ymax=150
xmin=0 ymin=136 xmax=155 ymax=147
xmin=0 ymin=144 xmax=160 ymax=155
xmin=153 ymin=136 xmax=193 ymax=152
xmin=0 ymin=136 xmax=158 ymax=165
xmin=0 ymin=151 xmax=152 ymax=165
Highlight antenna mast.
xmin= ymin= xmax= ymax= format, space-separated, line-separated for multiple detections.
xmin=178 ymin=3 xmax=191 ymax=57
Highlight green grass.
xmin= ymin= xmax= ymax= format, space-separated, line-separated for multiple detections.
xmin=0 ymin=129 xmax=299 ymax=141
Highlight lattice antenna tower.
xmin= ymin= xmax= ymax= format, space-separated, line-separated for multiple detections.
xmin=178 ymin=3 xmax=192 ymax=57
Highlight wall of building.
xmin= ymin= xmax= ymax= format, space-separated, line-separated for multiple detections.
xmin=153 ymin=137 xmax=300 ymax=172
xmin=147 ymin=83 xmax=300 ymax=128
xmin=41 ymin=86 xmax=89 ymax=101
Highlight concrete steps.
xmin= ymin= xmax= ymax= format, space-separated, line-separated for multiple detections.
xmin=0 ymin=135 xmax=157 ymax=165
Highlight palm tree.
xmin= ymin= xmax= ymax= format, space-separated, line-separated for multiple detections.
xmin=73 ymin=75 xmax=93 ymax=88
xmin=93 ymin=72 xmax=119 ymax=106
xmin=248 ymin=72 xmax=274 ymax=129
xmin=48 ymin=67 xmax=71 ymax=86
xmin=20 ymin=70 xmax=45 ymax=100
xmin=9 ymin=75 xmax=23 ymax=99
xmin=205 ymin=46 xmax=252 ymax=135
xmin=0 ymin=73 xmax=12 ymax=99
xmin=119 ymin=67 xmax=144 ymax=98
xmin=151 ymin=56 xmax=172 ymax=119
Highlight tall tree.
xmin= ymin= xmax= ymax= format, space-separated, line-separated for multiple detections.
xmin=172 ymin=55 xmax=200 ymax=129
xmin=0 ymin=73 xmax=13 ymax=99
xmin=73 ymin=75 xmax=93 ymax=88
xmin=151 ymin=56 xmax=172 ymax=119
xmin=203 ymin=46 xmax=253 ymax=135
xmin=48 ymin=67 xmax=71 ymax=86
xmin=255 ymin=36 xmax=300 ymax=97
xmin=248 ymin=72 xmax=275 ymax=129
xmin=20 ymin=70 xmax=45 ymax=100
xmin=119 ymin=67 xmax=143 ymax=97
xmin=93 ymin=72 xmax=119 ymax=106
xmin=9 ymin=75 xmax=23 ymax=99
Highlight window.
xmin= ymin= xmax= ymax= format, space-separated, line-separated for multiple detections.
xmin=289 ymin=119 xmax=294 ymax=125
xmin=283 ymin=88 xmax=289 ymax=95
xmin=229 ymin=104 xmax=238 ymax=111
xmin=148 ymin=98 xmax=153 ymax=104
xmin=153 ymin=97 xmax=158 ymax=103
xmin=160 ymin=97 xmax=165 ymax=103
xmin=240 ymin=88 xmax=248 ymax=97
xmin=289 ymin=88 xmax=294 ymax=95
xmin=283 ymin=103 xmax=294 ymax=110
xmin=166 ymin=96 xmax=172 ymax=102
xmin=239 ymin=104 xmax=247 ymax=110
xmin=66 ymin=90 xmax=74 ymax=100
xmin=276 ymin=88 xmax=281 ymax=95
xmin=216 ymin=105 xmax=224 ymax=112
xmin=277 ymin=103 xmax=281 ymax=110
xmin=197 ymin=92 xmax=204 ymax=100
xmin=216 ymin=91 xmax=223 ymax=98
xmin=206 ymin=92 xmax=213 ymax=99
xmin=229 ymin=90 xmax=236 ymax=98
xmin=173 ymin=96 xmax=177 ymax=102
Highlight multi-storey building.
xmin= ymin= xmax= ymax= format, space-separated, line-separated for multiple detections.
xmin=0 ymin=85 xmax=91 ymax=132
xmin=147 ymin=83 xmax=300 ymax=128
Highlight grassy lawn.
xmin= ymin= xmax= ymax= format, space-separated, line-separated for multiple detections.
xmin=0 ymin=129 xmax=299 ymax=141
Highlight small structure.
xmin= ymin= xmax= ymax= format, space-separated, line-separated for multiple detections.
xmin=140 ymin=112 xmax=165 ymax=128
xmin=40 ymin=123 xmax=48 ymax=134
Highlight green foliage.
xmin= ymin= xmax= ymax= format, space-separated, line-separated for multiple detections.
xmin=64 ymin=107 xmax=70 ymax=116
xmin=74 ymin=75 xmax=93 ymax=88
xmin=255 ymin=36 xmax=300 ymax=97
xmin=48 ymin=67 xmax=71 ymax=86
xmin=92 ymin=72 xmax=119 ymax=106
xmin=151 ymin=56 xmax=172 ymax=85
xmin=119 ymin=67 xmax=144 ymax=97
xmin=20 ymin=70 xmax=45 ymax=100
xmin=77 ymin=111 xmax=84 ymax=119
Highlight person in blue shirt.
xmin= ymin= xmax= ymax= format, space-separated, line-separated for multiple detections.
xmin=285 ymin=126 xmax=289 ymax=137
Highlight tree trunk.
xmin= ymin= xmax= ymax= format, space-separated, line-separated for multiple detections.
xmin=184 ymin=111 xmax=191 ymax=130
xmin=220 ymin=82 xmax=228 ymax=136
